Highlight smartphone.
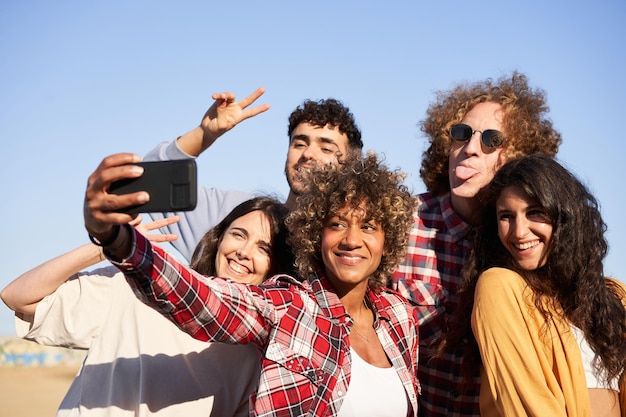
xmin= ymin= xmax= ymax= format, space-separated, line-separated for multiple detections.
xmin=108 ymin=159 xmax=197 ymax=213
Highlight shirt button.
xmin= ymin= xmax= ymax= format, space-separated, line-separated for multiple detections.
xmin=338 ymin=391 xmax=344 ymax=397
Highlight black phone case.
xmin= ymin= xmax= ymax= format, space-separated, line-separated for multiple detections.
xmin=108 ymin=159 xmax=197 ymax=213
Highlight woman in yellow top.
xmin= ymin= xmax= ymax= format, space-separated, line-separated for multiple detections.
xmin=444 ymin=153 xmax=626 ymax=416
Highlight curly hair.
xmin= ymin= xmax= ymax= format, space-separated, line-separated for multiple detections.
xmin=445 ymin=154 xmax=626 ymax=384
xmin=190 ymin=196 xmax=295 ymax=278
xmin=288 ymin=98 xmax=363 ymax=152
xmin=421 ymin=71 xmax=562 ymax=196
xmin=285 ymin=152 xmax=416 ymax=289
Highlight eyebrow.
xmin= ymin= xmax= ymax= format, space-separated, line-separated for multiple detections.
xmin=291 ymin=134 xmax=340 ymax=148
xmin=231 ymin=226 xmax=271 ymax=248
xmin=230 ymin=226 xmax=249 ymax=237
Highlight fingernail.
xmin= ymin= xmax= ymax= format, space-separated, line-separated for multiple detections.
xmin=130 ymin=166 xmax=144 ymax=175
xmin=137 ymin=192 xmax=149 ymax=203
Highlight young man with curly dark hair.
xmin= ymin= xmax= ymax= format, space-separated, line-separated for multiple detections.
xmin=144 ymin=88 xmax=363 ymax=262
xmin=389 ymin=71 xmax=563 ymax=417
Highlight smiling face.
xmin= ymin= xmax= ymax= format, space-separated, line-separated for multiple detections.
xmin=214 ymin=210 xmax=272 ymax=285
xmin=496 ymin=185 xmax=554 ymax=270
xmin=449 ymin=102 xmax=507 ymax=219
xmin=320 ymin=202 xmax=385 ymax=296
xmin=284 ymin=122 xmax=350 ymax=196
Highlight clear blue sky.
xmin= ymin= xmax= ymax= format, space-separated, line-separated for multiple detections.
xmin=1 ymin=0 xmax=624 ymax=335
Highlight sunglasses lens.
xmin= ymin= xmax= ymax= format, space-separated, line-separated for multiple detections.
xmin=450 ymin=124 xmax=472 ymax=141
xmin=481 ymin=130 xmax=505 ymax=148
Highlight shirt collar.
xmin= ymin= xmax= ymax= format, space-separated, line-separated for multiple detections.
xmin=309 ymin=267 xmax=390 ymax=324
xmin=439 ymin=192 xmax=473 ymax=241
xmin=308 ymin=268 xmax=349 ymax=320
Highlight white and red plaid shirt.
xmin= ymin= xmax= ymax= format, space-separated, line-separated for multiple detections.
xmin=113 ymin=228 xmax=420 ymax=417
xmin=390 ymin=192 xmax=480 ymax=417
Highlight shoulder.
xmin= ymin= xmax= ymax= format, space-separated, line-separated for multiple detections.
xmin=475 ymin=267 xmax=529 ymax=308
xmin=261 ymin=274 xmax=307 ymax=288
xmin=476 ymin=267 xmax=525 ymax=290
xmin=416 ymin=192 xmax=438 ymax=211
xmin=255 ymin=274 xmax=310 ymax=301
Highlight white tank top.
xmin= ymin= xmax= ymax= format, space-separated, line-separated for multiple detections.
xmin=337 ymin=347 xmax=408 ymax=417
xmin=570 ymin=324 xmax=619 ymax=391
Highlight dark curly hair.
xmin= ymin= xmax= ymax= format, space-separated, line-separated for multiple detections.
xmin=286 ymin=152 xmax=416 ymax=289
xmin=190 ymin=196 xmax=295 ymax=278
xmin=421 ymin=71 xmax=562 ymax=196
xmin=287 ymin=98 xmax=363 ymax=152
xmin=444 ymin=154 xmax=626 ymax=384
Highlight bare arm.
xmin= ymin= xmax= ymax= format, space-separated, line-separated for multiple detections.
xmin=1 ymin=215 xmax=180 ymax=316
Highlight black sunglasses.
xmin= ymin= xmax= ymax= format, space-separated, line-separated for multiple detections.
xmin=450 ymin=124 xmax=505 ymax=148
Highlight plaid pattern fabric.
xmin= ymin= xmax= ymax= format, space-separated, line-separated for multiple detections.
xmin=115 ymin=229 xmax=420 ymax=417
xmin=390 ymin=193 xmax=480 ymax=417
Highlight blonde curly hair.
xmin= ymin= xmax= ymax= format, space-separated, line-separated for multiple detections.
xmin=286 ymin=152 xmax=416 ymax=289
xmin=421 ymin=71 xmax=562 ymax=196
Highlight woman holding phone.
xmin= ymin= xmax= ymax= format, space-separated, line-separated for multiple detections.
xmin=83 ymin=152 xmax=420 ymax=417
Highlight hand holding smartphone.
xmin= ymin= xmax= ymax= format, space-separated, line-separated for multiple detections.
xmin=108 ymin=159 xmax=197 ymax=213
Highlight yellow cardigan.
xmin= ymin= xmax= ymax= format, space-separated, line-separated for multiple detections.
xmin=471 ymin=267 xmax=626 ymax=417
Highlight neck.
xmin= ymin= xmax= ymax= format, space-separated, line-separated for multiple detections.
xmin=337 ymin=284 xmax=369 ymax=316
xmin=449 ymin=193 xmax=483 ymax=226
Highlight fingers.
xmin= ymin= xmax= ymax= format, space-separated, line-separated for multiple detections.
xmin=137 ymin=215 xmax=180 ymax=233
xmin=84 ymin=153 xmax=146 ymax=235
xmin=211 ymin=92 xmax=236 ymax=108
xmin=239 ymin=87 xmax=270 ymax=120
xmin=238 ymin=87 xmax=266 ymax=109
xmin=242 ymin=102 xmax=270 ymax=120
xmin=210 ymin=87 xmax=268 ymax=111
xmin=145 ymin=233 xmax=179 ymax=244
xmin=128 ymin=214 xmax=144 ymax=227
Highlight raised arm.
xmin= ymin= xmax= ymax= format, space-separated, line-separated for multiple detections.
xmin=142 ymin=88 xmax=267 ymax=261
xmin=1 ymin=214 xmax=179 ymax=315
xmin=83 ymin=154 xmax=277 ymax=346
xmin=177 ymin=87 xmax=270 ymax=157
xmin=144 ymin=87 xmax=269 ymax=161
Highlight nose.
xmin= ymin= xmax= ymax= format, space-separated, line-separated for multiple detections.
xmin=463 ymin=131 xmax=483 ymax=155
xmin=512 ymin=216 xmax=530 ymax=239
xmin=340 ymin=225 xmax=362 ymax=249
xmin=236 ymin=241 xmax=254 ymax=259
xmin=300 ymin=145 xmax=317 ymax=161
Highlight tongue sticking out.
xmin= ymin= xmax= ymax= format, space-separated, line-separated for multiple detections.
xmin=455 ymin=166 xmax=479 ymax=181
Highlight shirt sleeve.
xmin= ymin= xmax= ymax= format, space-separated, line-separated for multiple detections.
xmin=114 ymin=228 xmax=284 ymax=348
xmin=15 ymin=266 xmax=118 ymax=349
xmin=471 ymin=267 xmax=569 ymax=417
xmin=142 ymin=140 xmax=253 ymax=262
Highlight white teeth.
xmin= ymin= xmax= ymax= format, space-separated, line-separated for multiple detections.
xmin=229 ymin=260 xmax=248 ymax=274
xmin=515 ymin=241 xmax=539 ymax=250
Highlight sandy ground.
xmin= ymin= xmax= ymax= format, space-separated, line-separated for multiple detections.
xmin=0 ymin=364 xmax=80 ymax=417
xmin=0 ymin=337 xmax=84 ymax=417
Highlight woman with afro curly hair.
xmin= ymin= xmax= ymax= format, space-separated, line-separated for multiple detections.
xmin=84 ymin=151 xmax=420 ymax=417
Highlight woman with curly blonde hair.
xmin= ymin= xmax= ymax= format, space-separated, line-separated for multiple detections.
xmin=84 ymin=151 xmax=420 ymax=417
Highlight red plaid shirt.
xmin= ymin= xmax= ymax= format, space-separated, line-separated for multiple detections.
xmin=390 ymin=192 xmax=480 ymax=417
xmin=113 ymin=228 xmax=420 ymax=417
